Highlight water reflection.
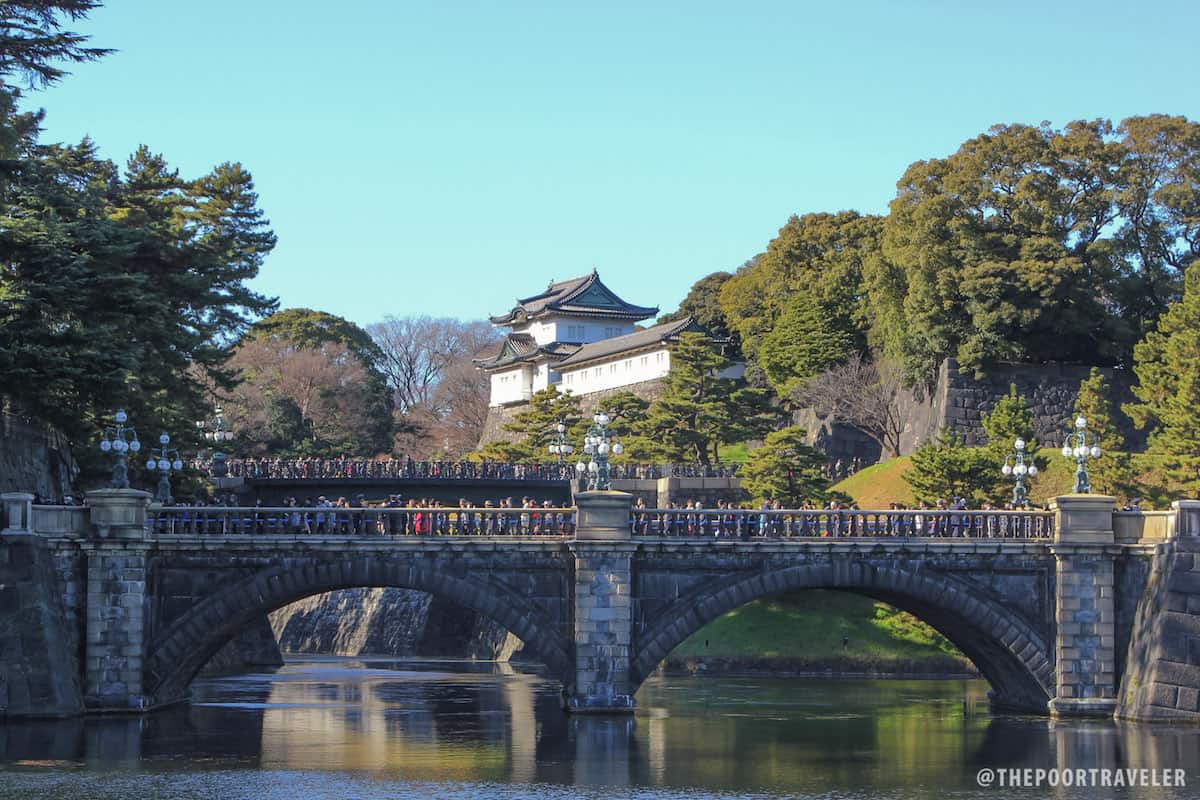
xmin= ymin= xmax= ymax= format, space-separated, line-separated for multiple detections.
xmin=0 ymin=658 xmax=1196 ymax=799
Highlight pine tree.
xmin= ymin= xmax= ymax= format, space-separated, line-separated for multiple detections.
xmin=979 ymin=384 xmax=1045 ymax=499
xmin=634 ymin=333 xmax=775 ymax=464
xmin=1127 ymin=261 xmax=1200 ymax=496
xmin=903 ymin=430 xmax=995 ymax=505
xmin=598 ymin=391 xmax=652 ymax=462
xmin=1074 ymin=368 xmax=1135 ymax=499
xmin=740 ymin=426 xmax=831 ymax=506
xmin=982 ymin=385 xmax=1037 ymax=454
xmin=480 ymin=387 xmax=583 ymax=462
xmin=1159 ymin=369 xmax=1200 ymax=494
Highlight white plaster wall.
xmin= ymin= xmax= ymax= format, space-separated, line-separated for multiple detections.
xmin=533 ymin=362 xmax=551 ymax=393
xmin=538 ymin=316 xmax=635 ymax=344
xmin=558 ymin=348 xmax=671 ymax=395
xmin=490 ymin=366 xmax=533 ymax=406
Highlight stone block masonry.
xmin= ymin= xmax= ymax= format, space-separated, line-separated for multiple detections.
xmin=568 ymin=540 xmax=637 ymax=712
xmin=1118 ymin=502 xmax=1200 ymax=722
xmin=0 ymin=533 xmax=84 ymax=716
xmin=1049 ymin=495 xmax=1118 ymax=717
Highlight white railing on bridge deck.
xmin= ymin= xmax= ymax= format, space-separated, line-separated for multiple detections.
xmin=146 ymin=506 xmax=578 ymax=537
xmin=629 ymin=508 xmax=1055 ymax=539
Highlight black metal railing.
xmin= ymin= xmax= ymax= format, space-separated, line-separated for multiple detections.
xmin=198 ymin=459 xmax=742 ymax=481
xmin=627 ymin=508 xmax=1054 ymax=539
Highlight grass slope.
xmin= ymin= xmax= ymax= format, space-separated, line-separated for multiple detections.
xmin=832 ymin=448 xmax=1176 ymax=509
xmin=831 ymin=457 xmax=916 ymax=508
xmin=671 ymin=590 xmax=971 ymax=673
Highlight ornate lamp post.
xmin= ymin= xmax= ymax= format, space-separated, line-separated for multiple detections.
xmin=145 ymin=433 xmax=185 ymax=504
xmin=575 ymin=410 xmax=623 ymax=491
xmin=1061 ymin=415 xmax=1102 ymax=494
xmin=195 ymin=405 xmax=236 ymax=477
xmin=1001 ymin=437 xmax=1039 ymax=508
xmin=99 ymin=409 xmax=142 ymax=489
xmin=548 ymin=420 xmax=575 ymax=464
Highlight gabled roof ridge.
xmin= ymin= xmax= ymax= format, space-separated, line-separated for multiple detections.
xmin=516 ymin=272 xmax=592 ymax=306
xmin=489 ymin=269 xmax=656 ymax=326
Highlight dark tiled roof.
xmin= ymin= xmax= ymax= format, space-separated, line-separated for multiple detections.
xmin=489 ymin=270 xmax=658 ymax=325
xmin=553 ymin=317 xmax=704 ymax=369
xmin=473 ymin=333 xmax=582 ymax=370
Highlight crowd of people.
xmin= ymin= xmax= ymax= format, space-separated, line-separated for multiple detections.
xmin=152 ymin=493 xmax=576 ymax=536
xmin=195 ymin=457 xmax=742 ymax=481
xmin=136 ymin=491 xmax=1081 ymax=540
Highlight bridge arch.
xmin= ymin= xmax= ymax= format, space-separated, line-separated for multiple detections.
xmin=144 ymin=558 xmax=573 ymax=707
xmin=632 ymin=562 xmax=1055 ymax=712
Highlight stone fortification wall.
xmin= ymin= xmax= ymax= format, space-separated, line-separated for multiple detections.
xmin=0 ymin=535 xmax=83 ymax=716
xmin=201 ymin=615 xmax=284 ymax=675
xmin=270 ymin=588 xmax=523 ymax=661
xmin=0 ymin=415 xmax=77 ymax=501
xmin=477 ymin=378 xmax=668 ymax=448
xmin=798 ymin=359 xmax=1142 ymax=464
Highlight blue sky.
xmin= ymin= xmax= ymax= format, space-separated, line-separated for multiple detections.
xmin=33 ymin=0 xmax=1200 ymax=328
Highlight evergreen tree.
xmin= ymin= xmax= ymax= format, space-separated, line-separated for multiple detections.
xmin=634 ymin=333 xmax=775 ymax=464
xmin=719 ymin=211 xmax=877 ymax=369
xmin=0 ymin=1 xmax=109 ymax=88
xmin=1126 ymin=262 xmax=1200 ymax=495
xmin=0 ymin=8 xmax=279 ymax=482
xmin=757 ymin=291 xmax=855 ymax=396
xmin=1074 ymin=368 xmax=1135 ymax=499
xmin=980 ymin=385 xmax=1047 ymax=501
xmin=657 ymin=271 xmax=736 ymax=342
xmin=877 ymin=118 xmax=1200 ymax=385
xmin=480 ymin=387 xmax=583 ymax=462
xmin=981 ymin=385 xmax=1039 ymax=456
xmin=598 ymin=391 xmax=652 ymax=462
xmin=740 ymin=426 xmax=832 ymax=506
xmin=903 ymin=430 xmax=995 ymax=505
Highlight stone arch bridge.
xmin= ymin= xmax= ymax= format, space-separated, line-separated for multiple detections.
xmin=1 ymin=491 xmax=1199 ymax=723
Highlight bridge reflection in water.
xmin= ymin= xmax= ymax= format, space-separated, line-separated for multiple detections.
xmin=0 ymin=660 xmax=1196 ymax=796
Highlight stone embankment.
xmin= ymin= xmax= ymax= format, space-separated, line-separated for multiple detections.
xmin=270 ymin=588 xmax=523 ymax=661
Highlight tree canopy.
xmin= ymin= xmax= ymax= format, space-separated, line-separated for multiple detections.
xmin=719 ymin=211 xmax=878 ymax=373
xmin=223 ymin=310 xmax=394 ymax=455
xmin=739 ymin=426 xmax=832 ymax=506
xmin=658 ymin=270 xmax=737 ymax=342
xmin=872 ymin=118 xmax=1200 ymax=385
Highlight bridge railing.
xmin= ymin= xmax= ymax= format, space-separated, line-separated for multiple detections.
xmin=31 ymin=505 xmax=90 ymax=536
xmin=202 ymin=459 xmax=742 ymax=481
xmin=628 ymin=508 xmax=1055 ymax=539
xmin=146 ymin=506 xmax=577 ymax=537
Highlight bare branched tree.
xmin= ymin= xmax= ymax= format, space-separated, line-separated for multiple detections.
xmin=368 ymin=316 xmax=496 ymax=414
xmin=790 ymin=353 xmax=905 ymax=458
xmin=368 ymin=316 xmax=499 ymax=457
xmin=226 ymin=338 xmax=377 ymax=453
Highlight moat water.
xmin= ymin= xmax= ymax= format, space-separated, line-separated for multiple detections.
xmin=0 ymin=658 xmax=1195 ymax=799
